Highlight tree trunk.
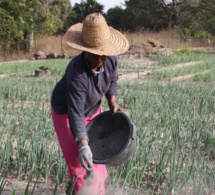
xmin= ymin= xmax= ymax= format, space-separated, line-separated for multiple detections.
xmin=29 ymin=32 xmax=34 ymax=52
xmin=15 ymin=41 xmax=20 ymax=54
xmin=168 ymin=12 xmax=172 ymax=30
xmin=3 ymin=45 xmax=7 ymax=61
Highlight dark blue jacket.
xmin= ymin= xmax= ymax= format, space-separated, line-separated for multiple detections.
xmin=51 ymin=52 xmax=118 ymax=142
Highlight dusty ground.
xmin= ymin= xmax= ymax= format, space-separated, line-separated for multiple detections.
xmin=2 ymin=177 xmax=66 ymax=195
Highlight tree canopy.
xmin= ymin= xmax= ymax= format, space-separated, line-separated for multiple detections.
xmin=0 ymin=0 xmax=215 ymax=54
xmin=177 ymin=0 xmax=215 ymax=39
xmin=72 ymin=0 xmax=104 ymax=23
xmin=0 ymin=0 xmax=46 ymax=53
xmin=44 ymin=0 xmax=74 ymax=35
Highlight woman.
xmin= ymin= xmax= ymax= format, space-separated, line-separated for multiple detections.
xmin=51 ymin=13 xmax=129 ymax=194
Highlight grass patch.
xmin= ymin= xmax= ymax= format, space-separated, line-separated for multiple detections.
xmin=151 ymin=61 xmax=214 ymax=79
xmin=192 ymin=67 xmax=215 ymax=82
xmin=0 ymin=59 xmax=70 ymax=75
xmin=150 ymin=53 xmax=215 ymax=67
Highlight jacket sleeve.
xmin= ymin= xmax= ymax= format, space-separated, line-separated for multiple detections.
xmin=105 ymin=57 xmax=118 ymax=97
xmin=66 ymin=72 xmax=89 ymax=143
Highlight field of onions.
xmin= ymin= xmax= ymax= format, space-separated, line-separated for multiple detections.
xmin=0 ymin=54 xmax=215 ymax=194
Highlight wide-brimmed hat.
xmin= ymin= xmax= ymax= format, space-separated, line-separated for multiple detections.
xmin=64 ymin=13 xmax=129 ymax=56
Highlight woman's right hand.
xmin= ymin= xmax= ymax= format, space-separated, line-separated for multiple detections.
xmin=78 ymin=139 xmax=93 ymax=171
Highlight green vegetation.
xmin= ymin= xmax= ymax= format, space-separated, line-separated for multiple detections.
xmin=150 ymin=53 xmax=214 ymax=67
xmin=150 ymin=54 xmax=215 ymax=81
xmin=0 ymin=0 xmax=73 ymax=55
xmin=0 ymin=54 xmax=215 ymax=194
xmin=174 ymin=48 xmax=191 ymax=55
xmin=192 ymin=68 xmax=215 ymax=82
xmin=0 ymin=59 xmax=69 ymax=75
xmin=151 ymin=61 xmax=212 ymax=79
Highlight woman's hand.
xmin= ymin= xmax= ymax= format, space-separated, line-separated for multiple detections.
xmin=109 ymin=102 xmax=121 ymax=114
xmin=78 ymin=139 xmax=93 ymax=171
xmin=107 ymin=95 xmax=121 ymax=115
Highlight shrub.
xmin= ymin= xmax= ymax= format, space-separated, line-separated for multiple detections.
xmin=174 ymin=48 xmax=190 ymax=55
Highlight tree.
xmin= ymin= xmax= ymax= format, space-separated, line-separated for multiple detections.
xmin=0 ymin=0 xmax=46 ymax=52
xmin=153 ymin=0 xmax=181 ymax=29
xmin=106 ymin=6 xmax=130 ymax=31
xmin=124 ymin=0 xmax=168 ymax=31
xmin=34 ymin=0 xmax=73 ymax=36
xmin=46 ymin=0 xmax=74 ymax=34
xmin=38 ymin=0 xmax=74 ymax=54
xmin=123 ymin=0 xmax=211 ymax=33
xmin=194 ymin=0 xmax=215 ymax=35
xmin=0 ymin=9 xmax=20 ymax=58
xmin=72 ymin=0 xmax=104 ymax=23
xmin=177 ymin=0 xmax=215 ymax=39
xmin=0 ymin=0 xmax=73 ymax=53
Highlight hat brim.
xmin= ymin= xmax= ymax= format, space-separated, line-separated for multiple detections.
xmin=64 ymin=23 xmax=129 ymax=56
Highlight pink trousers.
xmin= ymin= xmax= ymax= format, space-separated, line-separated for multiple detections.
xmin=51 ymin=105 xmax=108 ymax=194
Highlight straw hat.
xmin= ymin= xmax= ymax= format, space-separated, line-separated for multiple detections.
xmin=64 ymin=13 xmax=129 ymax=56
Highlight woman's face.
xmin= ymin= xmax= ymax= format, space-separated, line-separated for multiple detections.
xmin=85 ymin=52 xmax=107 ymax=70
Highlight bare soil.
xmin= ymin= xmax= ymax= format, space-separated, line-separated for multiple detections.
xmin=2 ymin=175 xmax=66 ymax=195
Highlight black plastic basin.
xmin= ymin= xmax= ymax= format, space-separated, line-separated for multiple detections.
xmin=86 ymin=111 xmax=136 ymax=166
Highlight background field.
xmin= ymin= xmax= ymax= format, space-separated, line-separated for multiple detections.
xmin=0 ymin=53 xmax=215 ymax=194
xmin=1 ymin=29 xmax=214 ymax=62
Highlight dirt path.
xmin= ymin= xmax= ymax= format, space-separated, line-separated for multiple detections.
xmin=0 ymin=74 xmax=6 ymax=78
xmin=170 ymin=61 xmax=202 ymax=69
xmin=0 ymin=59 xmax=31 ymax=65
xmin=118 ymin=60 xmax=204 ymax=81
xmin=119 ymin=71 xmax=151 ymax=81
xmin=0 ymin=59 xmax=48 ymax=65
xmin=171 ymin=70 xmax=210 ymax=81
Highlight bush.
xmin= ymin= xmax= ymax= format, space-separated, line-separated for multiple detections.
xmin=174 ymin=48 xmax=190 ymax=55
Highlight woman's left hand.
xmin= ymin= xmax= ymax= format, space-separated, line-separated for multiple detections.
xmin=110 ymin=102 xmax=121 ymax=115
xmin=107 ymin=95 xmax=121 ymax=115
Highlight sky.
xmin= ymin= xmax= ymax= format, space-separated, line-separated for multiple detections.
xmin=70 ymin=0 xmax=126 ymax=13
